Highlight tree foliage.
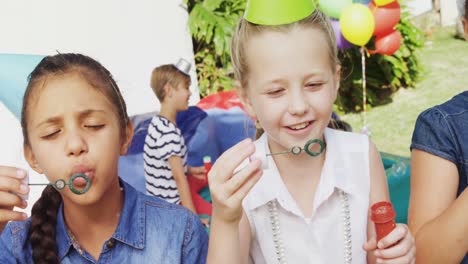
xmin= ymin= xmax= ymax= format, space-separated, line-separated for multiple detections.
xmin=186 ymin=0 xmax=245 ymax=96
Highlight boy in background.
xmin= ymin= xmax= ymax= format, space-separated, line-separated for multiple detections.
xmin=144 ymin=59 xmax=211 ymax=225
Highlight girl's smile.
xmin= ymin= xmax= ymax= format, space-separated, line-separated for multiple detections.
xmin=283 ymin=120 xmax=315 ymax=137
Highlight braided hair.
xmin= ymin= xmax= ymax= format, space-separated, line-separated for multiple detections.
xmin=28 ymin=186 xmax=62 ymax=264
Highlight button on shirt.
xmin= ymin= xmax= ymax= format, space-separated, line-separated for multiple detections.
xmin=243 ymin=128 xmax=371 ymax=264
xmin=0 ymin=180 xmax=208 ymax=264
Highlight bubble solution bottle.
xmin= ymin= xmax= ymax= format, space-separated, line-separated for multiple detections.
xmin=371 ymin=201 xmax=396 ymax=243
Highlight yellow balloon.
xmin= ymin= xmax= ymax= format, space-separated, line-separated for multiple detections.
xmin=340 ymin=4 xmax=375 ymax=46
xmin=374 ymin=0 xmax=395 ymax=6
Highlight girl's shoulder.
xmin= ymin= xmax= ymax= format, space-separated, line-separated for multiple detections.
xmin=136 ymin=193 xmax=209 ymax=257
xmin=0 ymin=219 xmax=32 ymax=261
xmin=141 ymin=193 xmax=190 ymax=214
xmin=325 ymin=128 xmax=369 ymax=153
xmin=137 ymin=191 xmax=204 ymax=231
xmin=2 ymin=218 xmax=31 ymax=239
xmin=435 ymin=91 xmax=468 ymax=116
xmin=415 ymin=91 xmax=468 ymax=129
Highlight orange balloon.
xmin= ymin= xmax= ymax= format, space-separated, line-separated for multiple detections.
xmin=369 ymin=1 xmax=401 ymax=36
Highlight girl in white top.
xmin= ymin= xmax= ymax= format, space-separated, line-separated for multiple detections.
xmin=207 ymin=3 xmax=415 ymax=264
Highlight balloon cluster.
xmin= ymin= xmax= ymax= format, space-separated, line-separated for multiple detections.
xmin=320 ymin=0 xmax=402 ymax=56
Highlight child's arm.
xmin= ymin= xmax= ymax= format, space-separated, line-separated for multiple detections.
xmin=0 ymin=166 xmax=28 ymax=233
xmin=408 ymin=149 xmax=468 ymax=263
xmin=167 ymin=156 xmax=197 ymax=213
xmin=187 ymin=166 xmax=206 ymax=180
xmin=363 ymin=141 xmax=415 ymax=264
xmin=208 ymin=211 xmax=252 ymax=264
xmin=207 ymin=138 xmax=262 ymax=264
xmin=239 ymin=212 xmax=253 ymax=263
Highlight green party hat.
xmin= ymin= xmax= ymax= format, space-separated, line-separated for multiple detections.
xmin=244 ymin=0 xmax=316 ymax=26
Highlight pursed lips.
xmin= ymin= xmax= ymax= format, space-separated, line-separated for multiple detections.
xmin=70 ymin=164 xmax=95 ymax=179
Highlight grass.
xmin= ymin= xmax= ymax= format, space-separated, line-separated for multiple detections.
xmin=340 ymin=27 xmax=468 ymax=157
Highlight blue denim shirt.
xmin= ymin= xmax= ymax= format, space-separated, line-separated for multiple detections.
xmin=0 ymin=180 xmax=208 ymax=263
xmin=411 ymin=91 xmax=468 ymax=264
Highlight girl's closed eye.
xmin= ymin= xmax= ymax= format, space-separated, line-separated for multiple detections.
xmin=41 ymin=129 xmax=61 ymax=139
xmin=305 ymin=82 xmax=324 ymax=90
xmin=85 ymin=124 xmax=105 ymax=130
xmin=265 ymin=87 xmax=286 ymax=97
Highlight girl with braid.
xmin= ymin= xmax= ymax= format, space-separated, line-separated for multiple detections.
xmin=0 ymin=53 xmax=208 ymax=263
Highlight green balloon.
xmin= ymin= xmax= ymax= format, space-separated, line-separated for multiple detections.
xmin=319 ymin=0 xmax=353 ymax=19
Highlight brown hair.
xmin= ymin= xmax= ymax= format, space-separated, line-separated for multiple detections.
xmin=150 ymin=64 xmax=191 ymax=102
xmin=21 ymin=53 xmax=129 ymax=264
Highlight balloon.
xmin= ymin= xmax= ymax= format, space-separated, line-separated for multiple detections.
xmin=369 ymin=1 xmax=401 ymax=37
xmin=353 ymin=0 xmax=371 ymax=5
xmin=331 ymin=19 xmax=353 ymax=49
xmin=340 ymin=4 xmax=375 ymax=46
xmin=318 ymin=0 xmax=352 ymax=19
xmin=370 ymin=30 xmax=402 ymax=55
xmin=374 ymin=0 xmax=395 ymax=6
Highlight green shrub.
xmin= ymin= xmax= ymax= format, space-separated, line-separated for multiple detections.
xmin=336 ymin=7 xmax=425 ymax=112
xmin=186 ymin=0 xmax=245 ymax=97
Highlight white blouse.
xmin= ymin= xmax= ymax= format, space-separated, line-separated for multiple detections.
xmin=243 ymin=128 xmax=371 ymax=264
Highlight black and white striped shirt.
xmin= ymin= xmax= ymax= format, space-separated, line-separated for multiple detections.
xmin=143 ymin=115 xmax=187 ymax=204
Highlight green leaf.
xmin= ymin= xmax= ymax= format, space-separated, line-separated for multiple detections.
xmin=203 ymin=0 xmax=223 ymax=11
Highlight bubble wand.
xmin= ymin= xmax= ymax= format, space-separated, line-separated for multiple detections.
xmin=266 ymin=138 xmax=326 ymax=157
xmin=28 ymin=173 xmax=91 ymax=195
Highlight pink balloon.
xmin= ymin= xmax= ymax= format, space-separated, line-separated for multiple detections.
xmin=369 ymin=1 xmax=401 ymax=37
xmin=370 ymin=30 xmax=402 ymax=56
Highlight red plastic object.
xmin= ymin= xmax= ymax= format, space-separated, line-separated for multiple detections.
xmin=371 ymin=201 xmax=397 ymax=242
xmin=203 ymin=156 xmax=212 ymax=182
xmin=197 ymin=90 xmax=246 ymax=111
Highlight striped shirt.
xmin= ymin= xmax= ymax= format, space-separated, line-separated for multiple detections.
xmin=143 ymin=115 xmax=187 ymax=204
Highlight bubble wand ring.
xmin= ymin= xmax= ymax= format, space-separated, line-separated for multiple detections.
xmin=304 ymin=139 xmax=326 ymax=157
xmin=266 ymin=138 xmax=326 ymax=157
xmin=29 ymin=173 xmax=91 ymax=195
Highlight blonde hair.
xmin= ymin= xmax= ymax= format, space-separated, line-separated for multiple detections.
xmin=231 ymin=9 xmax=339 ymax=89
xmin=150 ymin=64 xmax=191 ymax=102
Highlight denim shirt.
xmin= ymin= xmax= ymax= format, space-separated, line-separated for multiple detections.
xmin=411 ymin=91 xmax=468 ymax=264
xmin=0 ymin=180 xmax=208 ymax=263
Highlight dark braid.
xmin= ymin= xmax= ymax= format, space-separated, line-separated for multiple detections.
xmin=21 ymin=53 xmax=129 ymax=263
xmin=28 ymin=186 xmax=62 ymax=264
